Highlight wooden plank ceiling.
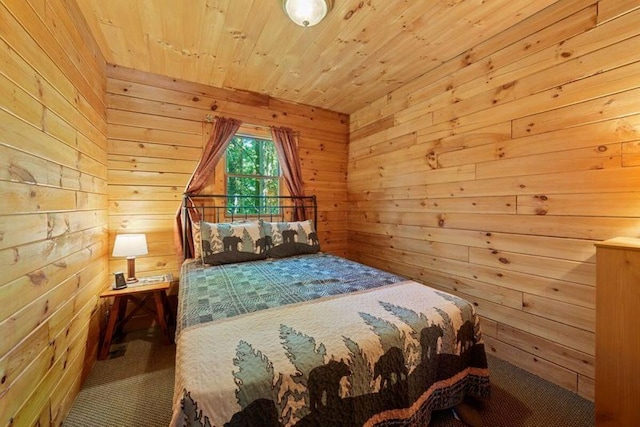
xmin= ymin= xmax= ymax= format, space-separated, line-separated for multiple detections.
xmin=76 ymin=0 xmax=559 ymax=114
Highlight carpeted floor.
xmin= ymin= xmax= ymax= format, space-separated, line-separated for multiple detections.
xmin=63 ymin=329 xmax=594 ymax=426
xmin=64 ymin=328 xmax=175 ymax=427
xmin=429 ymin=357 xmax=594 ymax=427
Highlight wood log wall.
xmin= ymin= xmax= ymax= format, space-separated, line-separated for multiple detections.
xmin=348 ymin=0 xmax=640 ymax=401
xmin=106 ymin=65 xmax=349 ymax=284
xmin=0 ymin=0 xmax=108 ymax=425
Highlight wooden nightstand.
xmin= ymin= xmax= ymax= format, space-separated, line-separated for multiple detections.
xmin=99 ymin=280 xmax=174 ymax=360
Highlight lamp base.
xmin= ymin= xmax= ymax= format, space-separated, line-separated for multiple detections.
xmin=126 ymin=257 xmax=138 ymax=284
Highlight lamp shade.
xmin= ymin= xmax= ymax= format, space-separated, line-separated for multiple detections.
xmin=283 ymin=0 xmax=332 ymax=27
xmin=112 ymin=234 xmax=148 ymax=258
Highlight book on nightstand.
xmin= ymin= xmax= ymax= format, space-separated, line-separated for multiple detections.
xmin=138 ymin=273 xmax=173 ymax=284
xmin=123 ymin=273 xmax=174 ymax=288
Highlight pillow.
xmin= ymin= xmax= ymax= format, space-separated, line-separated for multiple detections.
xmin=191 ymin=221 xmax=202 ymax=259
xmin=263 ymin=220 xmax=320 ymax=258
xmin=192 ymin=219 xmax=260 ymax=260
xmin=200 ymin=220 xmax=267 ymax=265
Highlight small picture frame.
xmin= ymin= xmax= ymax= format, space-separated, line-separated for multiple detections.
xmin=114 ymin=272 xmax=127 ymax=290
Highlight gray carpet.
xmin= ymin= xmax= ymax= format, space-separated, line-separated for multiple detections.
xmin=63 ymin=328 xmax=175 ymax=427
xmin=64 ymin=329 xmax=594 ymax=426
xmin=429 ymin=356 xmax=594 ymax=427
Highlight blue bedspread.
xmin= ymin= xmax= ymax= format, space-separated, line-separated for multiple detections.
xmin=178 ymin=253 xmax=404 ymax=334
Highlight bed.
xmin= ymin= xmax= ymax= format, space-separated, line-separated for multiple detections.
xmin=171 ymin=194 xmax=489 ymax=427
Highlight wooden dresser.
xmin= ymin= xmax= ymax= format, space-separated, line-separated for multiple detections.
xmin=595 ymin=238 xmax=640 ymax=426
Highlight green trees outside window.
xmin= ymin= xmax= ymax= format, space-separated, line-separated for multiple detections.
xmin=226 ymin=135 xmax=280 ymax=215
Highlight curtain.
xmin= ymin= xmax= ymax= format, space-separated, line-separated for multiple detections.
xmin=174 ymin=116 xmax=242 ymax=259
xmin=271 ymin=126 xmax=307 ymax=221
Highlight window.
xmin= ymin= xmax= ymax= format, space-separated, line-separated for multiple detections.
xmin=225 ymin=135 xmax=280 ymax=215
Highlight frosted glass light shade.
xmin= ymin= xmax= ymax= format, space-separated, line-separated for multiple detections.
xmin=112 ymin=234 xmax=148 ymax=258
xmin=283 ymin=0 xmax=332 ymax=27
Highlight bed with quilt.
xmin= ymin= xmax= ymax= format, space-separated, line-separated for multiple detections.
xmin=171 ymin=195 xmax=489 ymax=427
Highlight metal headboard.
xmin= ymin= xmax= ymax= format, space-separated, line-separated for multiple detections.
xmin=181 ymin=193 xmax=317 ymax=257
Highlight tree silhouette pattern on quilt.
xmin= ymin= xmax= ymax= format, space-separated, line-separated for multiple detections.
xmin=378 ymin=301 xmax=431 ymax=371
xmin=279 ymin=324 xmax=327 ymax=422
xmin=434 ymin=307 xmax=457 ymax=354
xmin=180 ymin=390 xmax=212 ymax=427
xmin=232 ymin=341 xmax=282 ymax=409
xmin=434 ymin=290 xmax=482 ymax=354
xmin=359 ymin=312 xmax=405 ymax=355
xmin=343 ymin=336 xmax=373 ymax=397
xmin=213 ymin=297 xmax=488 ymax=427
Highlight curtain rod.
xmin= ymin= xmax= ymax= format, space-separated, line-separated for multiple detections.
xmin=204 ymin=115 xmax=297 ymax=135
xmin=204 ymin=114 xmax=271 ymax=130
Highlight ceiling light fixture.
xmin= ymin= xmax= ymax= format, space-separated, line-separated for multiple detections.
xmin=283 ymin=0 xmax=333 ymax=27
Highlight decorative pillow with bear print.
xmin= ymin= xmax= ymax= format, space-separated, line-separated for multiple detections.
xmin=263 ymin=220 xmax=320 ymax=258
xmin=200 ymin=220 xmax=267 ymax=265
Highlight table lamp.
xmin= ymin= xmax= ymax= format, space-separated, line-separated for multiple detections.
xmin=112 ymin=234 xmax=148 ymax=283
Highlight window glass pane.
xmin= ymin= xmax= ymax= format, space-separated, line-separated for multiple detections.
xmin=226 ymin=178 xmax=280 ymax=215
xmin=225 ymin=134 xmax=280 ymax=215
xmin=227 ymin=137 xmax=258 ymax=175
xmin=260 ymin=142 xmax=279 ymax=176
xmin=227 ymin=176 xmax=257 ymax=198
xmin=226 ymin=136 xmax=280 ymax=177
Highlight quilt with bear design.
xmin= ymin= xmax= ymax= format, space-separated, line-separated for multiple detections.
xmin=171 ymin=256 xmax=490 ymax=427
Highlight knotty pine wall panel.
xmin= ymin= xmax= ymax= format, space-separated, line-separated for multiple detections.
xmin=106 ymin=65 xmax=349 ymax=283
xmin=0 ymin=0 xmax=107 ymax=425
xmin=347 ymin=0 xmax=640 ymax=401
